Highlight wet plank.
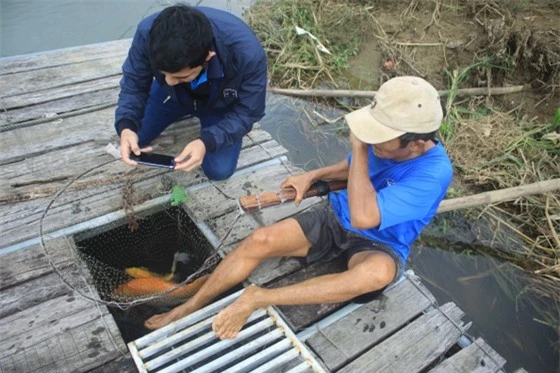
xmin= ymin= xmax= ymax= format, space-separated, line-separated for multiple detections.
xmin=339 ymin=302 xmax=467 ymax=373
xmin=428 ymin=338 xmax=506 ymax=373
xmin=272 ymin=257 xmax=348 ymax=331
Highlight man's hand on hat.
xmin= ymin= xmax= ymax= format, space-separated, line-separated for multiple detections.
xmin=349 ymin=132 xmax=368 ymax=150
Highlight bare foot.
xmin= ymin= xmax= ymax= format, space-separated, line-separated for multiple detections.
xmin=212 ymin=286 xmax=260 ymax=339
xmin=144 ymin=306 xmax=190 ymax=330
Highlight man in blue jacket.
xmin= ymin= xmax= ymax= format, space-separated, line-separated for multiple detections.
xmin=116 ymin=5 xmax=267 ymax=180
xmin=145 ymin=76 xmax=453 ymax=339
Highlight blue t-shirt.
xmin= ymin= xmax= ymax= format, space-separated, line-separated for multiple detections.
xmin=329 ymin=142 xmax=453 ymax=264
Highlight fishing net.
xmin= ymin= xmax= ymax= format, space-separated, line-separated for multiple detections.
xmin=38 ymin=159 xmax=236 ymax=311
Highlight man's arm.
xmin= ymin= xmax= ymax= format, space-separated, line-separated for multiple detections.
xmin=281 ymin=159 xmax=349 ymax=205
xmin=114 ymin=19 xmax=154 ymax=136
xmin=347 ymin=134 xmax=380 ymax=229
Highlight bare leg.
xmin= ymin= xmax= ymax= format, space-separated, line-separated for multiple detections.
xmin=212 ymin=250 xmax=396 ymax=339
xmin=144 ymin=218 xmax=311 ymax=330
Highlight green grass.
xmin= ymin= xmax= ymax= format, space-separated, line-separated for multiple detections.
xmin=246 ymin=0 xmax=374 ymax=88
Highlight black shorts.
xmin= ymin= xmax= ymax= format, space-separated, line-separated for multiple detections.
xmin=293 ymin=200 xmax=403 ymax=303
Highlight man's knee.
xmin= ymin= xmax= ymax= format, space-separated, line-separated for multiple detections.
xmin=349 ymin=252 xmax=397 ymax=292
xmin=202 ymin=162 xmax=236 ymax=181
xmin=238 ymin=225 xmax=293 ymax=259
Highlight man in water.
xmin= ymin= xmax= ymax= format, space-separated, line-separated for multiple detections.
xmin=145 ymin=76 xmax=453 ymax=339
xmin=115 ymin=5 xmax=267 ymax=180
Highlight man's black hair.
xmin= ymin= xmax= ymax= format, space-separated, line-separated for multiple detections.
xmin=149 ymin=5 xmax=213 ymax=72
xmin=398 ymin=130 xmax=438 ymax=148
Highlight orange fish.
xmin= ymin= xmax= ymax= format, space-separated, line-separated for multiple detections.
xmin=112 ymin=274 xmax=209 ymax=300
xmin=125 ymin=267 xmax=174 ymax=281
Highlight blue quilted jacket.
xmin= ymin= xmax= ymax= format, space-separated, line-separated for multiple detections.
xmin=115 ymin=7 xmax=267 ymax=152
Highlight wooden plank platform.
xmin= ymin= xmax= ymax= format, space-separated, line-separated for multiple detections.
xmin=0 ymin=40 xmax=508 ymax=372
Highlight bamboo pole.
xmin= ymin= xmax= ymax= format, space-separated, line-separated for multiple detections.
xmin=437 ymin=179 xmax=560 ymax=213
xmin=267 ymin=84 xmax=530 ymax=98
xmin=240 ymin=178 xmax=560 ymax=213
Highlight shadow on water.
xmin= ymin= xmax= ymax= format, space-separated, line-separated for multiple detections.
xmin=261 ymin=95 xmax=559 ymax=373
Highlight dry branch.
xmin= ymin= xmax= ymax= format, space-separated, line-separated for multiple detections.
xmin=438 ymin=179 xmax=560 ymax=213
xmin=268 ymin=85 xmax=530 ymax=98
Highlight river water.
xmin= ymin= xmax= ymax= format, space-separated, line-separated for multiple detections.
xmin=1 ymin=1 xmax=557 ymax=372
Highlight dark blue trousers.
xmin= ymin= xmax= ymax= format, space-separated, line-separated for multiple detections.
xmin=138 ymin=80 xmax=242 ymax=181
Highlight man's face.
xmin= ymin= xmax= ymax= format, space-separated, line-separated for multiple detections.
xmin=161 ymin=50 xmax=216 ymax=86
xmin=371 ymin=138 xmax=412 ymax=162
xmin=162 ymin=65 xmax=205 ymax=86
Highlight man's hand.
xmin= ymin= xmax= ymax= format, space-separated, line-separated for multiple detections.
xmin=174 ymin=139 xmax=206 ymax=172
xmin=349 ymin=132 xmax=369 ymax=150
xmin=120 ymin=129 xmax=152 ymax=165
xmin=281 ymin=173 xmax=315 ymax=206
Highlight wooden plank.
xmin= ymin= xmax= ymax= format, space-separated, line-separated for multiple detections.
xmin=306 ymin=274 xmax=437 ymax=371
xmin=185 ymin=161 xmax=297 ymax=222
xmin=0 ymin=39 xmax=130 ymax=75
xmin=1 ymin=293 xmax=102 ymax=359
xmin=0 ymin=75 xmax=120 ymax=111
xmin=272 ymin=257 xmax=348 ymax=331
xmin=0 ymin=237 xmax=75 ymax=290
xmin=0 ymin=268 xmax=77 ymax=318
xmin=0 ymin=56 xmax=124 ymax=98
xmin=428 ymin=338 xmax=506 ymax=373
xmin=0 ymin=171 xmax=173 ymax=249
xmin=0 ymin=88 xmax=119 ymax=125
xmin=339 ymin=302 xmax=468 ymax=373
xmin=0 ymin=108 xmax=116 ymax=163
xmin=1 ymin=315 xmax=128 ymax=373
xmin=0 ymin=109 xmax=270 ymax=165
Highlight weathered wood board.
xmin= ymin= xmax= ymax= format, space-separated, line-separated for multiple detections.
xmin=0 ymin=237 xmax=132 ymax=372
xmin=428 ymin=337 xmax=506 ymax=373
xmin=306 ymin=274 xmax=437 ymax=371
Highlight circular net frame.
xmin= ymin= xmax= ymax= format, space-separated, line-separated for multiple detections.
xmin=39 ymin=161 xmax=224 ymax=310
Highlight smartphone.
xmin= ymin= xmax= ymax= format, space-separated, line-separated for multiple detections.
xmin=130 ymin=152 xmax=175 ymax=169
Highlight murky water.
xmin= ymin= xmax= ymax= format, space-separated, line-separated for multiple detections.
xmin=1 ymin=1 xmax=558 ymax=372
